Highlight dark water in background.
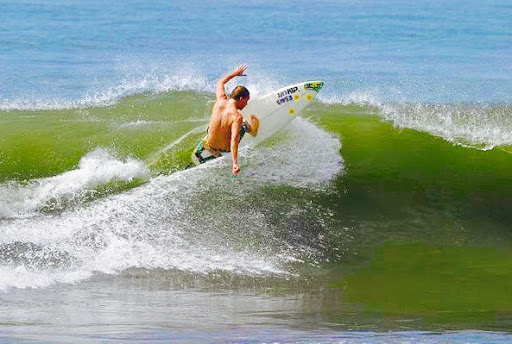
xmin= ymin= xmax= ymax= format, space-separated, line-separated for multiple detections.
xmin=1 ymin=0 xmax=512 ymax=342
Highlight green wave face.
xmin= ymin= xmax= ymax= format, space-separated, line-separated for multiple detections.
xmin=2 ymin=90 xmax=511 ymax=183
xmin=307 ymin=102 xmax=512 ymax=256
xmin=303 ymin=102 xmax=512 ymax=330
xmin=2 ymin=92 xmax=511 ymax=231
xmin=2 ymin=91 xmax=512 ymax=330
xmin=0 ymin=91 xmax=211 ymax=182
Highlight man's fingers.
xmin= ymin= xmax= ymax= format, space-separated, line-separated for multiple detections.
xmin=236 ymin=64 xmax=247 ymax=74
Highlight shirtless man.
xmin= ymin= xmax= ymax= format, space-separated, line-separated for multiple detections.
xmin=194 ymin=64 xmax=259 ymax=174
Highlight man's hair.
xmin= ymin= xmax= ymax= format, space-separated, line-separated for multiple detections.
xmin=230 ymin=86 xmax=250 ymax=100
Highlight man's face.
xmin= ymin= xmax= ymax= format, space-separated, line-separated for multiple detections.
xmin=238 ymin=96 xmax=250 ymax=109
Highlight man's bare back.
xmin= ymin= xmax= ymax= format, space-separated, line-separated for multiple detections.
xmin=205 ymin=64 xmax=259 ymax=175
xmin=206 ymin=97 xmax=243 ymax=152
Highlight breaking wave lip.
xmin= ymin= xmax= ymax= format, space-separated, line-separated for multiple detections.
xmin=320 ymin=90 xmax=512 ymax=150
xmin=0 ymin=67 xmax=284 ymax=112
xmin=378 ymin=103 xmax=512 ymax=150
xmin=0 ymin=67 xmax=212 ymax=111
xmin=0 ymin=118 xmax=343 ymax=291
xmin=0 ymin=148 xmax=150 ymax=220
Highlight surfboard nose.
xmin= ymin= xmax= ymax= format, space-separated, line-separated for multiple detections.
xmin=304 ymin=81 xmax=324 ymax=92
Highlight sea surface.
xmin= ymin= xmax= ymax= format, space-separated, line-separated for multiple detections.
xmin=1 ymin=0 xmax=512 ymax=343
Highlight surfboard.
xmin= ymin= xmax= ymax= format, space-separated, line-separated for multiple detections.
xmin=191 ymin=81 xmax=324 ymax=165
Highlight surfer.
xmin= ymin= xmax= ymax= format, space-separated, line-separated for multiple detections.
xmin=195 ymin=64 xmax=259 ymax=174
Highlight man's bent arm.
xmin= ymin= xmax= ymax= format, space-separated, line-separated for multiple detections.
xmin=246 ymin=115 xmax=260 ymax=137
xmin=215 ymin=64 xmax=247 ymax=100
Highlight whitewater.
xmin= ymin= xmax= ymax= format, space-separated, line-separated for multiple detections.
xmin=1 ymin=0 xmax=512 ymax=342
xmin=0 ymin=118 xmax=342 ymax=290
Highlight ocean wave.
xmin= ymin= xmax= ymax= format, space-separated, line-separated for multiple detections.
xmin=0 ymin=148 xmax=150 ymax=219
xmin=0 ymin=66 xmax=212 ymax=111
xmin=378 ymin=103 xmax=512 ymax=150
xmin=3 ymin=77 xmax=511 ymax=151
xmin=118 ymin=118 xmax=206 ymax=130
xmin=0 ymin=66 xmax=282 ymax=111
xmin=0 ymin=118 xmax=342 ymax=291
xmin=320 ymin=89 xmax=512 ymax=149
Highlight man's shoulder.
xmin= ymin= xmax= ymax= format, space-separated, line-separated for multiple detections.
xmin=232 ymin=111 xmax=243 ymax=124
xmin=216 ymin=94 xmax=228 ymax=102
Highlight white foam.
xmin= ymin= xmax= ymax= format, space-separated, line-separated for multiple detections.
xmin=0 ymin=67 xmax=213 ymax=111
xmin=378 ymin=103 xmax=512 ymax=149
xmin=0 ymin=148 xmax=150 ymax=219
xmin=118 ymin=119 xmax=154 ymax=128
xmin=318 ymin=89 xmax=384 ymax=107
xmin=0 ymin=265 xmax=92 ymax=291
xmin=0 ymin=118 xmax=343 ymax=290
xmin=320 ymin=88 xmax=512 ymax=149
xmin=119 ymin=118 xmax=206 ymax=130
xmin=243 ymin=118 xmax=343 ymax=188
xmin=243 ymin=71 xmax=283 ymax=98
xmin=0 ymin=65 xmax=285 ymax=111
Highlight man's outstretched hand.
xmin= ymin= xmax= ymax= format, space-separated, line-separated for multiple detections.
xmin=233 ymin=64 xmax=247 ymax=77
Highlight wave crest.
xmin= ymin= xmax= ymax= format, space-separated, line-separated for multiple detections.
xmin=321 ymin=89 xmax=512 ymax=149
xmin=0 ymin=148 xmax=150 ymax=219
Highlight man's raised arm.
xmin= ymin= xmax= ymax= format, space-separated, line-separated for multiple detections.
xmin=215 ymin=64 xmax=247 ymax=100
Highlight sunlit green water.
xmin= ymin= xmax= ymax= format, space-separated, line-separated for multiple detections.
xmin=307 ymin=103 xmax=512 ymax=330
xmin=0 ymin=92 xmax=211 ymax=181
xmin=1 ymin=91 xmax=512 ymax=332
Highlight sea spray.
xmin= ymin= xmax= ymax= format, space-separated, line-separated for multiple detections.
xmin=0 ymin=66 xmax=280 ymax=112
xmin=0 ymin=118 xmax=342 ymax=290
xmin=378 ymin=103 xmax=512 ymax=150
xmin=319 ymin=90 xmax=512 ymax=149
xmin=0 ymin=148 xmax=150 ymax=219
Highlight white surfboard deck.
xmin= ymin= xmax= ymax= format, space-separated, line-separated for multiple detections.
xmin=191 ymin=81 xmax=324 ymax=165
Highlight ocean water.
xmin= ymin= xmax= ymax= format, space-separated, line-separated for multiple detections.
xmin=1 ymin=0 xmax=512 ymax=342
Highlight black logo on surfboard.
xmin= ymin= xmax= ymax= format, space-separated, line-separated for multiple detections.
xmin=276 ymin=87 xmax=298 ymax=105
